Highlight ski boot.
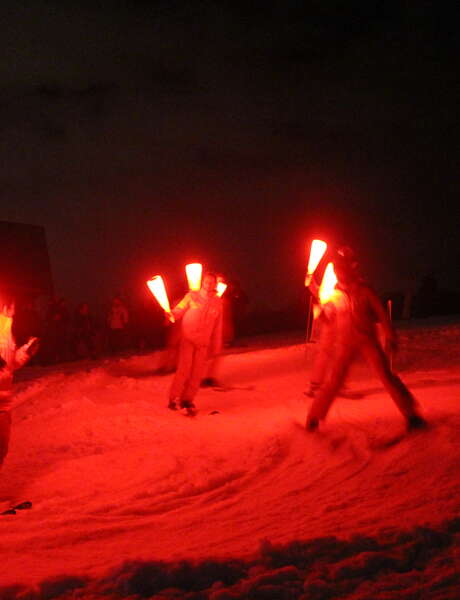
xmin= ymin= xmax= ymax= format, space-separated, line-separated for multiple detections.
xmin=168 ymin=399 xmax=179 ymax=411
xmin=180 ymin=400 xmax=197 ymax=416
xmin=406 ymin=414 xmax=428 ymax=432
xmin=305 ymin=417 xmax=319 ymax=432
xmin=200 ymin=377 xmax=220 ymax=388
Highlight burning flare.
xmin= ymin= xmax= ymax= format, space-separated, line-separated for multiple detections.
xmin=216 ymin=281 xmax=227 ymax=297
xmin=146 ymin=276 xmax=174 ymax=322
xmin=305 ymin=239 xmax=327 ymax=286
xmin=185 ymin=263 xmax=203 ymax=291
xmin=0 ymin=313 xmax=12 ymax=339
xmin=318 ymin=262 xmax=338 ymax=304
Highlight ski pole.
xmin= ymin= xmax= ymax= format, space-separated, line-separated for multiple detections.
xmin=387 ymin=299 xmax=393 ymax=370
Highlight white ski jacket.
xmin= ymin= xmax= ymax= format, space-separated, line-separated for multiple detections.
xmin=172 ymin=290 xmax=223 ymax=354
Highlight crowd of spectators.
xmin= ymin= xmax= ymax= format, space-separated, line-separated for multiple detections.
xmin=11 ymin=294 xmax=164 ymax=365
xmin=11 ymin=279 xmax=250 ymax=366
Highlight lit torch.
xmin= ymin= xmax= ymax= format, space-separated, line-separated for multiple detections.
xmin=216 ymin=281 xmax=227 ymax=297
xmin=185 ymin=263 xmax=203 ymax=291
xmin=0 ymin=313 xmax=12 ymax=338
xmin=318 ymin=262 xmax=338 ymax=304
xmin=305 ymin=239 xmax=327 ymax=341
xmin=146 ymin=275 xmax=175 ymax=322
xmin=305 ymin=239 xmax=327 ymax=287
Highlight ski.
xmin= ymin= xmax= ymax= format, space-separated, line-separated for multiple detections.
xmin=178 ymin=408 xmax=222 ymax=417
xmin=211 ymin=385 xmax=254 ymax=392
xmin=1 ymin=501 xmax=32 ymax=516
xmin=180 ymin=406 xmax=197 ymax=417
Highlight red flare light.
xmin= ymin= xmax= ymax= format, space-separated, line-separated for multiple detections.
xmin=0 ymin=313 xmax=12 ymax=337
xmin=318 ymin=262 xmax=338 ymax=304
xmin=185 ymin=263 xmax=203 ymax=291
xmin=216 ymin=282 xmax=227 ymax=297
xmin=305 ymin=239 xmax=327 ymax=286
xmin=146 ymin=276 xmax=174 ymax=322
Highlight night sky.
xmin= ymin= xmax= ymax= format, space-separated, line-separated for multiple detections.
xmin=1 ymin=1 xmax=459 ymax=312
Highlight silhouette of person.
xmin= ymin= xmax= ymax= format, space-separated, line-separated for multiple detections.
xmin=305 ymin=250 xmax=426 ymax=432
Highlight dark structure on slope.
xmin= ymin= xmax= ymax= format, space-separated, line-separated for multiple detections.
xmin=0 ymin=221 xmax=53 ymax=303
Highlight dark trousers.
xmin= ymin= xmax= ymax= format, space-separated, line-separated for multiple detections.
xmin=307 ymin=335 xmax=418 ymax=423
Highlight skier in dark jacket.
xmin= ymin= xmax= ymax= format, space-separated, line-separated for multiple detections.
xmin=305 ymin=250 xmax=427 ymax=432
xmin=44 ymin=297 xmax=70 ymax=363
xmin=73 ymin=302 xmax=97 ymax=359
xmin=306 ymin=247 xmax=362 ymax=400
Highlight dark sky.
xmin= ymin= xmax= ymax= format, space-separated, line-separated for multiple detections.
xmin=1 ymin=1 xmax=459 ymax=311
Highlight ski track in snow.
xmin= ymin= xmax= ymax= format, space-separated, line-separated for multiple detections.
xmin=1 ymin=324 xmax=460 ymax=593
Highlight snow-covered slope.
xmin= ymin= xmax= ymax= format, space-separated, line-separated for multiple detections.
xmin=1 ymin=322 xmax=460 ymax=599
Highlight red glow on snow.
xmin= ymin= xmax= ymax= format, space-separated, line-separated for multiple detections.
xmin=146 ymin=276 xmax=174 ymax=322
xmin=2 ymin=321 xmax=460 ymax=596
xmin=185 ymin=263 xmax=203 ymax=291
xmin=318 ymin=262 xmax=338 ymax=304
xmin=305 ymin=239 xmax=327 ymax=286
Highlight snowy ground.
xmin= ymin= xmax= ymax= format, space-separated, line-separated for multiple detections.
xmin=1 ymin=320 xmax=460 ymax=599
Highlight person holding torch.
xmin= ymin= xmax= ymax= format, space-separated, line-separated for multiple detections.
xmin=306 ymin=245 xmax=362 ymax=400
xmin=167 ymin=272 xmax=223 ymax=415
xmin=0 ymin=296 xmax=39 ymax=471
xmin=305 ymin=249 xmax=427 ymax=432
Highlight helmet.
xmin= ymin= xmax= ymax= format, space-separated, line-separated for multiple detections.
xmin=336 ymin=245 xmax=356 ymax=262
xmin=333 ymin=245 xmax=359 ymax=282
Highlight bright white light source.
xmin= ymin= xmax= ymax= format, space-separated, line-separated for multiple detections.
xmin=185 ymin=263 xmax=203 ymax=291
xmin=146 ymin=276 xmax=174 ymax=322
xmin=318 ymin=262 xmax=337 ymax=304
xmin=305 ymin=239 xmax=327 ymax=286
xmin=216 ymin=282 xmax=227 ymax=297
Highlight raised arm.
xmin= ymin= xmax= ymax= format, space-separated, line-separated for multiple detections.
xmin=171 ymin=293 xmax=191 ymax=321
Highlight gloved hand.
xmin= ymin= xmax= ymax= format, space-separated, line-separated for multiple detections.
xmin=165 ymin=312 xmax=175 ymax=324
xmin=16 ymin=337 xmax=39 ymax=367
xmin=25 ymin=337 xmax=40 ymax=356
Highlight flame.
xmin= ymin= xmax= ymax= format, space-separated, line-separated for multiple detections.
xmin=0 ymin=313 xmax=12 ymax=338
xmin=185 ymin=263 xmax=203 ymax=291
xmin=216 ymin=281 xmax=227 ymax=297
xmin=307 ymin=239 xmax=327 ymax=275
xmin=305 ymin=239 xmax=327 ymax=286
xmin=146 ymin=276 xmax=174 ymax=321
xmin=318 ymin=262 xmax=338 ymax=304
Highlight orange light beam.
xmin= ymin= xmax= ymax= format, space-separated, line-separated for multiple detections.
xmin=318 ymin=262 xmax=338 ymax=304
xmin=216 ymin=281 xmax=227 ymax=297
xmin=146 ymin=276 xmax=175 ymax=322
xmin=305 ymin=239 xmax=327 ymax=286
xmin=185 ymin=263 xmax=203 ymax=291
